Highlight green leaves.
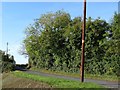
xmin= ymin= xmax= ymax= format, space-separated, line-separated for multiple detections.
xmin=23 ymin=10 xmax=119 ymax=76
xmin=0 ymin=50 xmax=15 ymax=72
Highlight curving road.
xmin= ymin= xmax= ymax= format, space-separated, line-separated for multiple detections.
xmin=20 ymin=69 xmax=119 ymax=89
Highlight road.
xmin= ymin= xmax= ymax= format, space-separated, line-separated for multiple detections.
xmin=21 ymin=70 xmax=119 ymax=88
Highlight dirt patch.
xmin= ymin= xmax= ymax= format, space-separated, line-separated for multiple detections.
xmin=2 ymin=73 xmax=53 ymax=88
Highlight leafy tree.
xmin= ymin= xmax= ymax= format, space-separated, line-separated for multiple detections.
xmin=84 ymin=17 xmax=111 ymax=75
xmin=104 ymin=13 xmax=120 ymax=76
xmin=22 ymin=10 xmax=119 ymax=76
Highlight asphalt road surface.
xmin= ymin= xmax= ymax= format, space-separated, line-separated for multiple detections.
xmin=21 ymin=70 xmax=119 ymax=88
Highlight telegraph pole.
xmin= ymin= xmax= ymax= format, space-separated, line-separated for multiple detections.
xmin=81 ymin=0 xmax=86 ymax=82
xmin=6 ymin=42 xmax=8 ymax=54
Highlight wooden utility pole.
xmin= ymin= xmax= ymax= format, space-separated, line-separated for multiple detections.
xmin=81 ymin=0 xmax=86 ymax=82
xmin=6 ymin=42 xmax=8 ymax=54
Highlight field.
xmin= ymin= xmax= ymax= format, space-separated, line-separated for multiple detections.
xmin=2 ymin=72 xmax=52 ymax=88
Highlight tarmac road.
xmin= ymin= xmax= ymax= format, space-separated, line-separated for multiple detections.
xmin=22 ymin=70 xmax=119 ymax=88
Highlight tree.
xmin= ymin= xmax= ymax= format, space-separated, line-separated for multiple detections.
xmin=22 ymin=10 xmax=119 ymax=75
xmin=84 ymin=17 xmax=111 ymax=75
xmin=104 ymin=13 xmax=120 ymax=76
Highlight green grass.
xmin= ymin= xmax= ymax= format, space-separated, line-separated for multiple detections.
xmin=13 ymin=71 xmax=104 ymax=88
xmin=30 ymin=67 xmax=118 ymax=82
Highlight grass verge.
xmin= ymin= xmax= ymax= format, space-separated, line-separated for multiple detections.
xmin=13 ymin=71 xmax=104 ymax=88
xmin=30 ymin=67 xmax=118 ymax=82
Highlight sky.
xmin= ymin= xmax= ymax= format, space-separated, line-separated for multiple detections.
xmin=1 ymin=1 xmax=118 ymax=64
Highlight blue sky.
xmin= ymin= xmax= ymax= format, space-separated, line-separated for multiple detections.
xmin=1 ymin=2 xmax=118 ymax=64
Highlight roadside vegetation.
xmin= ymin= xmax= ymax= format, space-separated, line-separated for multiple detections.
xmin=31 ymin=67 xmax=118 ymax=82
xmin=0 ymin=50 xmax=16 ymax=73
xmin=20 ymin=10 xmax=120 ymax=79
xmin=13 ymin=71 xmax=104 ymax=88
